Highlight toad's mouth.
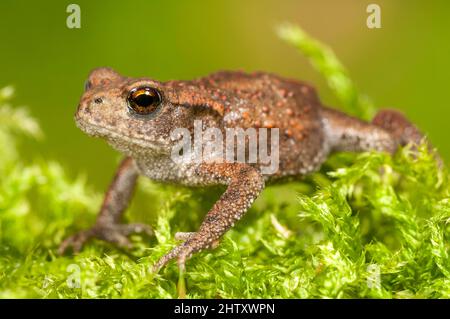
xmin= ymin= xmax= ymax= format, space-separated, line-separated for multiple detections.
xmin=75 ymin=118 xmax=170 ymax=155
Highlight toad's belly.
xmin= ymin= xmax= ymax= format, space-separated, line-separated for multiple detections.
xmin=134 ymin=157 xmax=218 ymax=186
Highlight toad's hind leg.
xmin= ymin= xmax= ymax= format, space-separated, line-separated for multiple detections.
xmin=371 ymin=109 xmax=424 ymax=146
xmin=320 ymin=107 xmax=426 ymax=154
xmin=58 ymin=157 xmax=153 ymax=254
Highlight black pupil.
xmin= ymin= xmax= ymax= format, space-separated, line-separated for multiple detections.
xmin=134 ymin=91 xmax=156 ymax=107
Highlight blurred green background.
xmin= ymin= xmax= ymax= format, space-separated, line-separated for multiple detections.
xmin=0 ymin=0 xmax=449 ymax=190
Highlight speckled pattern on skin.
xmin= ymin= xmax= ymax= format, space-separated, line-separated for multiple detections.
xmin=59 ymin=67 xmax=431 ymax=271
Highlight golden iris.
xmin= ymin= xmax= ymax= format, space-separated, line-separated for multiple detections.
xmin=127 ymin=87 xmax=162 ymax=115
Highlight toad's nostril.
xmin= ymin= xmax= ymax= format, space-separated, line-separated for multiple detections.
xmin=94 ymin=97 xmax=103 ymax=104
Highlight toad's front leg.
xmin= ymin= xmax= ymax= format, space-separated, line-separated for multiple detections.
xmin=153 ymin=163 xmax=265 ymax=272
xmin=58 ymin=157 xmax=153 ymax=254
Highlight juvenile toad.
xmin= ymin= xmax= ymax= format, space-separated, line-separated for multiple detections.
xmin=59 ymin=67 xmax=428 ymax=271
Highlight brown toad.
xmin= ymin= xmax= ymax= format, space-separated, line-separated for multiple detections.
xmin=59 ymin=67 xmax=427 ymax=271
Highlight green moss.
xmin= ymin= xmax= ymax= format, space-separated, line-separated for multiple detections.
xmin=0 ymin=26 xmax=448 ymax=298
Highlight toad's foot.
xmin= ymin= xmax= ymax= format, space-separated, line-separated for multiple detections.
xmin=153 ymin=231 xmax=219 ymax=272
xmin=58 ymin=223 xmax=153 ymax=254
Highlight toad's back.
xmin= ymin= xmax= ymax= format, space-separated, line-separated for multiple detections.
xmin=179 ymin=71 xmax=329 ymax=178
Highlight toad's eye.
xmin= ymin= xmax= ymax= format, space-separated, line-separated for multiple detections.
xmin=127 ymin=87 xmax=162 ymax=115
